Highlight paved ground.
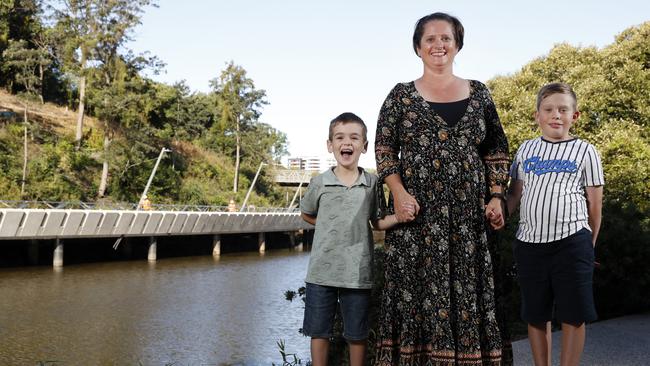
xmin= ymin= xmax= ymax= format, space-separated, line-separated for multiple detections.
xmin=511 ymin=313 xmax=650 ymax=365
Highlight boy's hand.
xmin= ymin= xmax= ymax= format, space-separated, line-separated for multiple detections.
xmin=485 ymin=198 xmax=505 ymax=230
xmin=393 ymin=190 xmax=419 ymax=222
xmin=397 ymin=202 xmax=416 ymax=223
xmin=486 ymin=209 xmax=504 ymax=229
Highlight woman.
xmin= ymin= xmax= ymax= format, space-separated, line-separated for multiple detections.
xmin=374 ymin=12 xmax=509 ymax=365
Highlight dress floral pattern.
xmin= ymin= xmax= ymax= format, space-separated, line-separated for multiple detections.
xmin=374 ymin=80 xmax=509 ymax=365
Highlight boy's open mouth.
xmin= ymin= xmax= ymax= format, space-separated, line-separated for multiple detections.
xmin=341 ymin=148 xmax=353 ymax=157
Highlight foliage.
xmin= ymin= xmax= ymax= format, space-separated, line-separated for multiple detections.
xmin=593 ymin=200 xmax=650 ymax=318
xmin=0 ymin=0 xmax=44 ymax=88
xmin=2 ymin=38 xmax=50 ymax=98
xmin=208 ymin=61 xmax=268 ymax=154
xmin=48 ymin=0 xmax=156 ymax=75
xmin=207 ymin=61 xmax=281 ymax=193
xmin=272 ymin=339 xmax=304 ymax=366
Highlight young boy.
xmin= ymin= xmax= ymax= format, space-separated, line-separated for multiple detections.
xmin=506 ymin=83 xmax=604 ymax=366
xmin=300 ymin=112 xmax=407 ymax=366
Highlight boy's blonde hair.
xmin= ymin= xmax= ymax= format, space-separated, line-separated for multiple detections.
xmin=536 ymin=82 xmax=578 ymax=111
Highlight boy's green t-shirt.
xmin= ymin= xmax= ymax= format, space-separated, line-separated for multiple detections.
xmin=300 ymin=167 xmax=384 ymax=289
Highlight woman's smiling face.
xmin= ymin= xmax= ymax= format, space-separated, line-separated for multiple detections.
xmin=416 ymin=20 xmax=458 ymax=68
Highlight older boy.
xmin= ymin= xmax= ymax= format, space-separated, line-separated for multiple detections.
xmin=505 ymin=83 xmax=604 ymax=366
xmin=300 ymin=112 xmax=408 ymax=366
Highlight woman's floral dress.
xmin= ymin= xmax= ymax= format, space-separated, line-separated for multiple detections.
xmin=374 ymin=80 xmax=510 ymax=365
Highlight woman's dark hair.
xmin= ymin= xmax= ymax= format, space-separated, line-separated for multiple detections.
xmin=412 ymin=12 xmax=464 ymax=55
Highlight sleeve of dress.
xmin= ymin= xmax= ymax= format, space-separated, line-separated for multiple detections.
xmin=375 ymin=84 xmax=403 ymax=182
xmin=371 ymin=175 xmax=387 ymax=221
xmin=510 ymin=144 xmax=523 ymax=182
xmin=478 ymin=83 xmax=510 ymax=188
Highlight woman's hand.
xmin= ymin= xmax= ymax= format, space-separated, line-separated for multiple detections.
xmin=485 ymin=197 xmax=505 ymax=230
xmin=393 ymin=189 xmax=420 ymax=223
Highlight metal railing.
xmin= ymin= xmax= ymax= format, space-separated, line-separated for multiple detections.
xmin=0 ymin=200 xmax=299 ymax=213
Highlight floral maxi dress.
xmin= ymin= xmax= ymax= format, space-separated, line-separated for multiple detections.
xmin=374 ymin=80 xmax=509 ymax=365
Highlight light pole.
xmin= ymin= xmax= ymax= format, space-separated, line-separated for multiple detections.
xmin=138 ymin=147 xmax=172 ymax=210
xmin=240 ymin=161 xmax=266 ymax=212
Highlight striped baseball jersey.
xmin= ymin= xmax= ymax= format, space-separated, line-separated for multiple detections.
xmin=511 ymin=137 xmax=604 ymax=243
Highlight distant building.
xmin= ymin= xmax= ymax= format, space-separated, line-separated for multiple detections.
xmin=287 ymin=156 xmax=336 ymax=172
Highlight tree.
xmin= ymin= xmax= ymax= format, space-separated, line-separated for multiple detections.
xmin=49 ymin=0 xmax=157 ymax=195
xmin=147 ymin=81 xmax=216 ymax=141
xmin=240 ymin=122 xmax=288 ymax=163
xmin=89 ymin=54 xmax=160 ymax=198
xmin=0 ymin=0 xmax=45 ymax=91
xmin=50 ymin=0 xmax=156 ymax=149
xmin=2 ymin=39 xmax=50 ymax=101
xmin=210 ymin=61 xmax=268 ymax=192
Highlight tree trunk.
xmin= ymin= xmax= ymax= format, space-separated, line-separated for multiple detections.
xmin=75 ymin=74 xmax=86 ymax=150
xmin=233 ymin=116 xmax=240 ymax=193
xmin=21 ymin=106 xmax=28 ymax=197
xmin=39 ymin=63 xmax=44 ymax=104
xmin=98 ymin=127 xmax=111 ymax=197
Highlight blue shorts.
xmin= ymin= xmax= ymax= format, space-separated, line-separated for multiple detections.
xmin=514 ymin=228 xmax=597 ymax=325
xmin=302 ymin=283 xmax=370 ymax=341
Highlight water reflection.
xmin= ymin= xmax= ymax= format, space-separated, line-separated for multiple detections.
xmin=0 ymin=249 xmax=311 ymax=365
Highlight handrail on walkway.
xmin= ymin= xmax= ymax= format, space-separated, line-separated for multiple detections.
xmin=0 ymin=200 xmax=299 ymax=213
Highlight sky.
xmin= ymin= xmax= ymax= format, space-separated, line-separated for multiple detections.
xmin=130 ymin=0 xmax=649 ymax=169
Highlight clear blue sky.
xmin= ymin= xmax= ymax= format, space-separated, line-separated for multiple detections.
xmin=130 ymin=0 xmax=649 ymax=168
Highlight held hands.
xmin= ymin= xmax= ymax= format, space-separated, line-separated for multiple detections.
xmin=485 ymin=197 xmax=505 ymax=230
xmin=394 ymin=190 xmax=419 ymax=223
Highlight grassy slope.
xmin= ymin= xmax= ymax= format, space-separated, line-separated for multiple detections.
xmin=0 ymin=90 xmax=259 ymax=205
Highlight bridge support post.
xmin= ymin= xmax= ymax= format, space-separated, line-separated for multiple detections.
xmin=212 ymin=234 xmax=221 ymax=257
xmin=28 ymin=239 xmax=39 ymax=265
xmin=289 ymin=231 xmax=303 ymax=251
xmin=148 ymin=237 xmax=157 ymax=262
xmin=293 ymin=231 xmax=304 ymax=251
xmin=53 ymin=239 xmax=63 ymax=267
xmin=258 ymin=232 xmax=266 ymax=254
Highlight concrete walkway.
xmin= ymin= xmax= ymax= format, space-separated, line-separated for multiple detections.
xmin=511 ymin=313 xmax=650 ymax=365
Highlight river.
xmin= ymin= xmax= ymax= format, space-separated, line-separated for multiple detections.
xmin=0 ymin=249 xmax=311 ymax=365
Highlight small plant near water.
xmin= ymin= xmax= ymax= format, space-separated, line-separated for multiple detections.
xmin=272 ymin=339 xmax=303 ymax=365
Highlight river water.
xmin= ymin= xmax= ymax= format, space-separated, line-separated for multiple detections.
xmin=0 ymin=249 xmax=311 ymax=365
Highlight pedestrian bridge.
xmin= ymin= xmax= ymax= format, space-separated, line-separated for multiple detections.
xmin=0 ymin=206 xmax=313 ymax=267
xmin=0 ymin=208 xmax=311 ymax=240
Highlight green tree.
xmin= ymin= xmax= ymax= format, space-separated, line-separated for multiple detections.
xmin=147 ymin=81 xmax=216 ymax=141
xmin=88 ymin=54 xmax=162 ymax=198
xmin=50 ymin=0 xmax=156 ymax=149
xmin=209 ymin=61 xmax=268 ymax=193
xmin=2 ymin=39 xmax=50 ymax=100
xmin=0 ymin=0 xmax=44 ymax=90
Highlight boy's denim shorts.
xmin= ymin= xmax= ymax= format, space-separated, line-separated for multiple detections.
xmin=302 ymin=282 xmax=371 ymax=341
xmin=514 ymin=228 xmax=597 ymax=325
